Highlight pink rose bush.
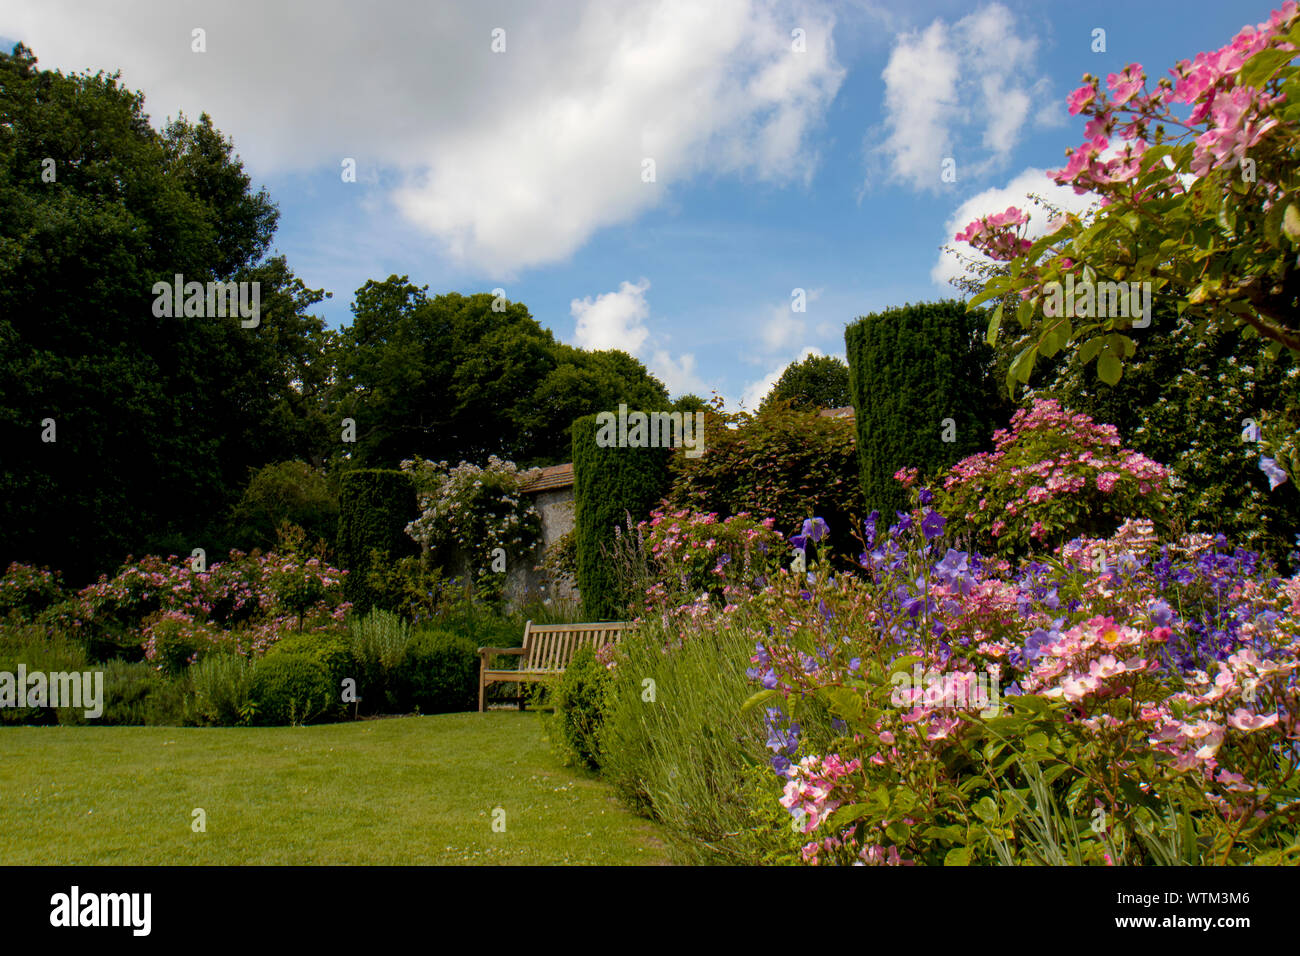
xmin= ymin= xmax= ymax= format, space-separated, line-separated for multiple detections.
xmin=939 ymin=399 xmax=1170 ymax=556
xmin=37 ymin=549 xmax=349 ymax=667
xmin=959 ymin=3 xmax=1300 ymax=414
xmin=628 ymin=506 xmax=787 ymax=619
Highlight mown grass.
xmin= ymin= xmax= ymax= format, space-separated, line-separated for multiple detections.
xmin=0 ymin=712 xmax=669 ymax=865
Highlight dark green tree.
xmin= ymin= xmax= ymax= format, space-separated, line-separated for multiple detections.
xmin=0 ymin=45 xmax=328 ymax=583
xmin=334 ymin=279 xmax=670 ymax=468
xmin=759 ymin=354 xmax=852 ymax=412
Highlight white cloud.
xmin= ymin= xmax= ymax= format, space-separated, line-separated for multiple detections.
xmin=740 ymin=345 xmax=821 ymax=410
xmin=875 ymin=3 xmax=1051 ymax=193
xmin=571 ymin=279 xmax=653 ymax=353
xmin=930 ymin=167 xmax=1100 ymax=289
xmin=4 ymin=0 xmax=846 ymax=275
xmin=569 ymin=278 xmax=708 ymax=398
xmin=760 ymin=287 xmax=822 ymax=351
xmin=649 ymin=349 xmax=708 ymax=397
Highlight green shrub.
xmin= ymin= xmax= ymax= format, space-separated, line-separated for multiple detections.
xmin=192 ymin=653 xmax=255 ymax=726
xmin=227 ymin=460 xmax=340 ymax=554
xmin=249 ymin=652 xmax=334 ymax=726
xmin=571 ymin=413 xmax=671 ymax=619
xmin=0 ymin=625 xmax=91 ymax=725
xmin=335 ymin=468 xmax=418 ymax=613
xmin=268 ymin=630 xmax=352 ymax=694
xmin=143 ymin=611 xmax=225 ymax=676
xmin=599 ymin=613 xmax=826 ymax=863
xmin=666 ymin=403 xmax=861 ymax=548
xmin=347 ymin=607 xmax=413 ymax=713
xmin=845 ymin=300 xmax=1007 ymax=518
xmin=937 ymin=398 xmax=1173 ymax=556
xmin=551 ymin=645 xmax=612 ymax=769
xmin=389 ymin=629 xmax=478 ymax=713
xmin=101 ymin=659 xmax=196 ymax=726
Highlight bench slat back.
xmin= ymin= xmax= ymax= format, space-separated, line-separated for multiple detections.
xmin=520 ymin=621 xmax=631 ymax=672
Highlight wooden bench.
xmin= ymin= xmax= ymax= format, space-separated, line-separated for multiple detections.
xmin=478 ymin=620 xmax=633 ymax=712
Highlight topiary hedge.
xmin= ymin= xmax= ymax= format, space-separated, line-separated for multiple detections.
xmin=335 ymin=469 xmax=418 ymax=614
xmin=571 ymin=413 xmax=671 ymax=620
xmin=845 ymin=300 xmax=1006 ymax=519
xmin=267 ymin=630 xmax=352 ymax=701
xmin=249 ymin=652 xmax=335 ymax=726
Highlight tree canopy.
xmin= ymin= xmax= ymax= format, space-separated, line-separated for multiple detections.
xmin=0 ymin=44 xmax=332 ymax=582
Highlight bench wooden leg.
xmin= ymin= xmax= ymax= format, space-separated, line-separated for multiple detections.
xmin=478 ymin=664 xmax=486 ymax=713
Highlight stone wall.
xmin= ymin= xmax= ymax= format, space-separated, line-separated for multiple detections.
xmin=501 ymin=485 xmax=578 ymax=610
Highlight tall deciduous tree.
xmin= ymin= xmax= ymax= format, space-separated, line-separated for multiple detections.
xmin=759 ymin=354 xmax=852 ymax=412
xmin=0 ymin=45 xmax=330 ymax=583
xmin=334 ymin=278 xmax=670 ymax=468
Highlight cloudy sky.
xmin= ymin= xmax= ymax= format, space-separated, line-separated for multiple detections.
xmin=0 ymin=0 xmax=1261 ymax=408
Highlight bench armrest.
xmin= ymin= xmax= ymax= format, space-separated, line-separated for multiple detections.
xmin=478 ymin=647 xmax=525 ymax=658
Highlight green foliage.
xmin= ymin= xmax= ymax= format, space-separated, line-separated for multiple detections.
xmin=249 ymin=652 xmax=334 ymax=726
xmin=759 ymin=354 xmax=852 ymax=412
xmin=336 ymin=469 xmax=418 ymax=613
xmin=571 ymin=414 xmax=672 ymax=619
xmin=267 ymin=630 xmax=352 ymax=695
xmin=0 ymin=625 xmax=90 ymax=725
xmin=227 ymin=460 xmax=339 ymax=554
xmin=1023 ymin=308 xmax=1300 ymax=563
xmin=539 ymin=530 xmax=578 ymax=592
xmin=191 ymin=653 xmax=255 ymax=726
xmin=551 ymin=645 xmax=612 ymax=769
xmin=845 ymin=300 xmax=1008 ymax=518
xmin=142 ymin=611 xmax=227 ymax=676
xmin=402 ymin=456 xmax=541 ymax=602
xmin=666 ymin=404 xmax=863 ymax=546
xmin=101 ymin=659 xmax=196 ymax=726
xmin=599 ymin=616 xmax=819 ymax=864
xmin=334 ymin=280 xmax=669 ymax=469
xmin=0 ymin=562 xmax=65 ymax=619
xmin=389 ymin=629 xmax=478 ymax=714
xmin=0 ymin=45 xmax=332 ymax=585
xmin=347 ymin=607 xmax=414 ymax=712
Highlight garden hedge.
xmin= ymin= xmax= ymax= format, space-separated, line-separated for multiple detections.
xmin=571 ymin=413 xmax=671 ymax=620
xmin=335 ymin=469 xmax=418 ymax=613
xmin=845 ymin=300 xmax=1005 ymax=518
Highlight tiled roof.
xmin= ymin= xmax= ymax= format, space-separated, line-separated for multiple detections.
xmin=519 ymin=462 xmax=574 ymax=493
xmin=818 ymin=406 xmax=855 ymax=418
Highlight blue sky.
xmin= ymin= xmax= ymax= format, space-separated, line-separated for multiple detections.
xmin=0 ymin=1 xmax=1268 ymax=408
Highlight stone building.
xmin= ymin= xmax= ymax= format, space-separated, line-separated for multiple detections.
xmin=505 ymin=462 xmax=578 ymax=609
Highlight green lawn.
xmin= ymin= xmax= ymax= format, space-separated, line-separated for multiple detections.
xmin=0 ymin=712 xmax=669 ymax=865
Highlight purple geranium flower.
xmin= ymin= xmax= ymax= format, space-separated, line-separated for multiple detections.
xmin=921 ymin=508 xmax=946 ymax=541
xmin=1148 ymin=599 xmax=1173 ymax=628
xmin=1260 ymin=456 xmax=1289 ymax=490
